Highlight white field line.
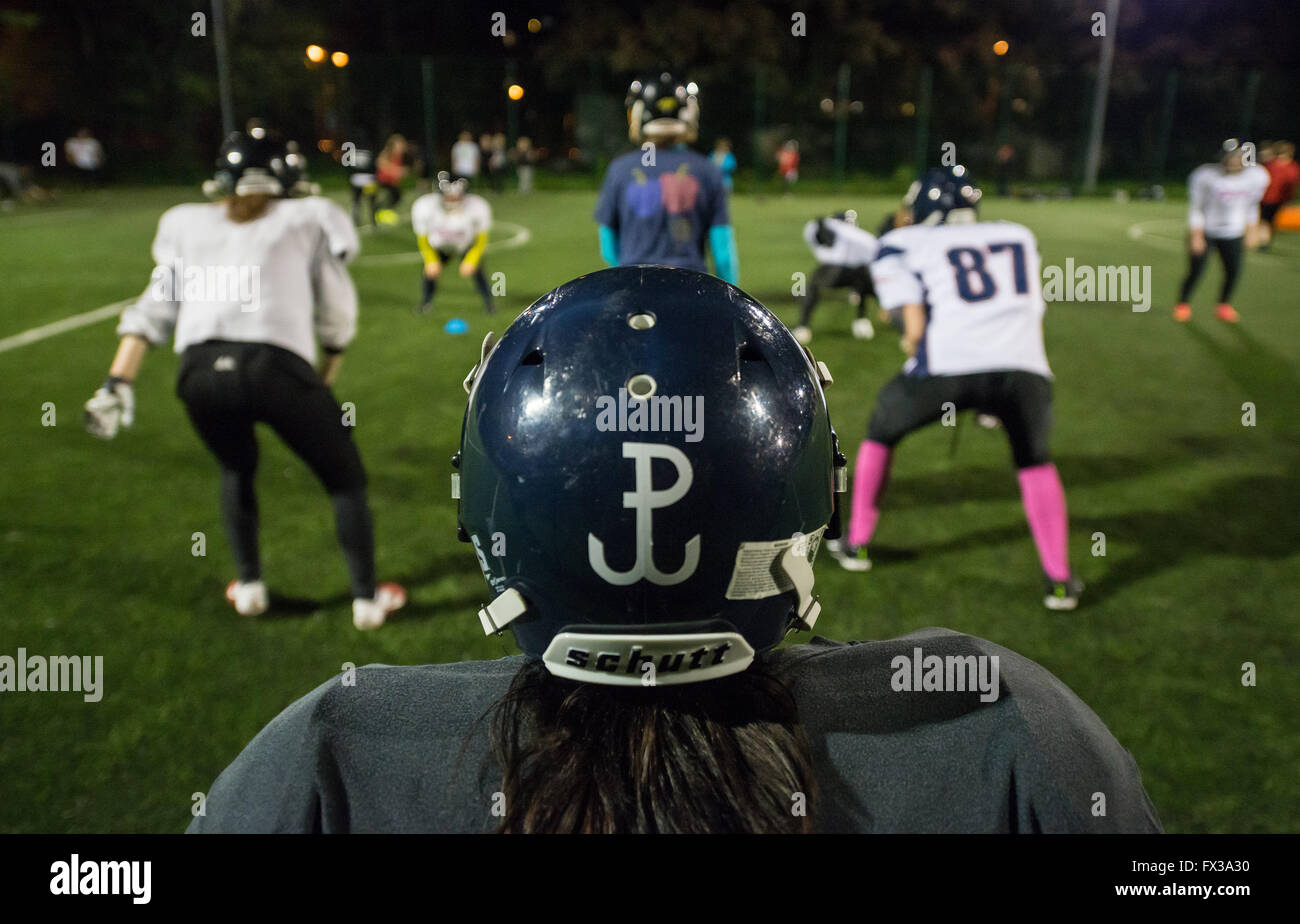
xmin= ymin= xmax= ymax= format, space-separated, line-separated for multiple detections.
xmin=0 ymin=221 xmax=531 ymax=354
xmin=0 ymin=299 xmax=135 ymax=354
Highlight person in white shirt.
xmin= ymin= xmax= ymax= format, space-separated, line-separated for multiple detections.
xmin=64 ymin=127 xmax=105 ymax=185
xmin=828 ymin=166 xmax=1083 ymax=612
xmin=410 ymin=173 xmax=495 ymax=315
xmin=450 ymin=131 xmax=480 ymax=182
xmin=84 ymin=131 xmax=406 ymax=630
xmin=794 ymin=209 xmax=879 ymax=344
xmin=1174 ymin=139 xmax=1269 ymax=323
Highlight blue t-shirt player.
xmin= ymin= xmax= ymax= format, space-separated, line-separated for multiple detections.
xmin=594 ymin=73 xmax=739 ymax=284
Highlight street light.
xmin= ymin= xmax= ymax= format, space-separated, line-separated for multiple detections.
xmin=993 ymin=40 xmax=1009 ymax=56
xmin=331 ymin=51 xmax=349 ymax=68
xmin=306 ymin=44 xmax=326 ymax=63
xmin=508 ymin=84 xmax=525 ymax=101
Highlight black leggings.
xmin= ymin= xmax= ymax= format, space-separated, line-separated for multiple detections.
xmin=176 ymin=341 xmax=375 ymax=599
xmin=798 ymin=264 xmax=873 ymax=327
xmin=421 ymin=249 xmax=495 ymax=314
xmin=868 ymin=369 xmax=1054 ymax=469
xmin=1179 ymin=235 xmax=1243 ymax=304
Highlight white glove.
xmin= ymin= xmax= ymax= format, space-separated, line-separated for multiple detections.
xmin=84 ymin=379 xmax=135 ymax=439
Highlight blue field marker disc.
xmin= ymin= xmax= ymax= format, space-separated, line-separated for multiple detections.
xmin=444 ymin=318 xmax=468 ymax=335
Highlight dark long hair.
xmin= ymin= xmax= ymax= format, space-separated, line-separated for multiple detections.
xmin=489 ymin=659 xmax=817 ymax=833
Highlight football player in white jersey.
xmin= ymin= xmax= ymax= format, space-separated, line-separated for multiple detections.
xmin=410 ymin=172 xmax=495 ymax=316
xmin=1173 ymin=138 xmax=1269 ymax=323
xmin=83 ymin=131 xmax=406 ymax=630
xmin=793 ymin=209 xmax=879 ymax=345
xmin=827 ymin=166 xmax=1084 ymax=611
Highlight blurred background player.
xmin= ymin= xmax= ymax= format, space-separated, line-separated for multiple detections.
xmin=189 ymin=267 xmax=1161 ymax=834
xmin=411 ymin=172 xmax=495 ymax=316
xmin=828 ymin=166 xmax=1085 ymax=611
xmin=84 ymin=130 xmax=406 ymax=630
xmin=1259 ymin=141 xmax=1298 ymax=251
xmin=344 ymin=135 xmax=378 ymax=226
xmin=483 ymin=131 xmax=507 ymax=194
xmin=64 ymin=127 xmax=105 ymax=186
xmin=594 ymin=72 xmax=738 ymax=284
xmin=794 ymin=208 xmax=878 ymax=345
xmin=450 ymin=130 xmax=480 ymax=183
xmin=512 ymin=136 xmax=538 ymax=194
xmin=1173 ymin=138 xmax=1269 ymax=323
xmin=777 ymin=139 xmax=800 ymax=194
xmin=374 ymin=133 xmax=409 ymax=225
xmin=710 ymin=137 xmax=737 ymax=195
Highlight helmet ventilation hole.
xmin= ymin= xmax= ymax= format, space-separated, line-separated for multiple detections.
xmin=521 ymin=349 xmax=544 ymax=366
xmin=626 ymin=373 xmax=657 ymax=400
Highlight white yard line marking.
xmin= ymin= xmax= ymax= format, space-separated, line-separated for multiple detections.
xmin=0 ymin=299 xmax=134 ymax=354
xmin=0 ymin=221 xmax=531 ymax=355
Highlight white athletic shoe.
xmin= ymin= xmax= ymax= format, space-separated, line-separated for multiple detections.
xmin=851 ymin=318 xmax=875 ymax=340
xmin=353 ymin=581 xmax=408 ymax=630
xmin=825 ymin=538 xmax=873 ymax=572
xmin=976 ymin=414 xmax=1001 ymax=429
xmin=225 ymin=580 xmax=269 ymax=617
xmin=793 ymin=325 xmax=813 ymax=345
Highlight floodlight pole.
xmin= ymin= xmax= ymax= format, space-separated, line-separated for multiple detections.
xmin=506 ymin=58 xmax=518 ymax=147
xmin=211 ymin=0 xmax=235 ymax=137
xmin=1081 ymin=0 xmax=1119 ymax=193
xmin=1152 ymin=69 xmax=1178 ymax=183
xmin=833 ymin=61 xmax=850 ymax=190
xmin=914 ymin=66 xmax=933 ymax=177
xmin=422 ymin=56 xmax=436 ymax=164
xmin=1240 ymin=69 xmax=1261 ymax=138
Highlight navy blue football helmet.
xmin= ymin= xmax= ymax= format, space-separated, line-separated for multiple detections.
xmin=906 ymin=165 xmax=982 ymax=225
xmin=626 ymin=72 xmax=700 ymax=144
xmin=455 ymin=267 xmax=846 ymax=686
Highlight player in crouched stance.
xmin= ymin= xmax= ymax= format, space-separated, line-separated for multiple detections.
xmin=189 ymin=267 xmax=1160 ymax=833
xmin=827 ymin=166 xmax=1084 ymax=611
xmin=793 ymin=209 xmax=878 ymax=345
xmin=84 ymin=131 xmax=405 ymax=630
xmin=411 ymin=173 xmax=495 ymax=316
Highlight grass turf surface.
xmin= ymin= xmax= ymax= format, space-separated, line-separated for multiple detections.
xmin=0 ymin=185 xmax=1296 ymax=833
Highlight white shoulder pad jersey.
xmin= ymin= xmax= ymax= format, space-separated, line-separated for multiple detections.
xmin=116 ymin=197 xmax=359 ymax=366
xmin=412 ymin=193 xmax=492 ymax=255
xmin=1187 ymin=164 xmax=1269 ymax=239
xmin=870 ymin=220 xmax=1052 ymax=378
xmin=802 ymin=218 xmax=878 ymax=268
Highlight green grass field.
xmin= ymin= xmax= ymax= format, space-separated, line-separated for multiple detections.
xmin=0 ymin=185 xmax=1296 ymax=833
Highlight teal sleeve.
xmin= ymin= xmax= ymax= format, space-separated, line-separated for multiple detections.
xmin=708 ymin=224 xmax=739 ymax=285
xmin=598 ymin=225 xmax=620 ymax=266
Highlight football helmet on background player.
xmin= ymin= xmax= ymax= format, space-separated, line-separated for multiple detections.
xmin=904 ymin=165 xmax=983 ymax=225
xmin=626 ymin=72 xmax=700 ymax=144
xmin=455 ymin=266 xmax=847 ymax=686
xmin=202 ymin=130 xmax=286 ymax=199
